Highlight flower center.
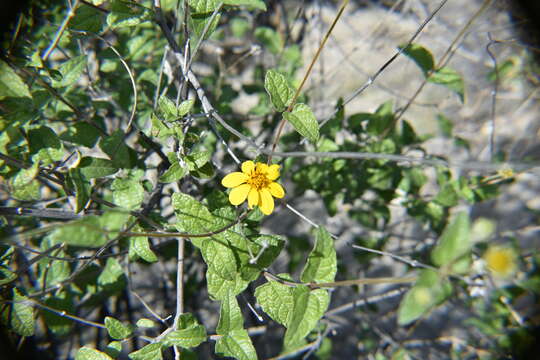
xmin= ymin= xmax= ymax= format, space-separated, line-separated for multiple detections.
xmin=247 ymin=171 xmax=269 ymax=190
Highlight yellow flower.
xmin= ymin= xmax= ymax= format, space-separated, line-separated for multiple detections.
xmin=484 ymin=246 xmax=517 ymax=278
xmin=221 ymin=160 xmax=285 ymax=215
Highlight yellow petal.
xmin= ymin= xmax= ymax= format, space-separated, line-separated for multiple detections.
xmin=256 ymin=162 xmax=268 ymax=174
xmin=229 ymin=184 xmax=251 ymax=205
xmin=242 ymin=160 xmax=255 ymax=174
xmin=267 ymin=164 xmax=280 ymax=180
xmin=268 ymin=182 xmax=285 ymax=198
xmin=248 ymin=188 xmax=259 ymax=209
xmin=259 ymin=188 xmax=274 ymax=215
xmin=222 ymin=172 xmax=248 ymax=188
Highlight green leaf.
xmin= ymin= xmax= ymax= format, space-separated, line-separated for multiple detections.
xmin=217 ymin=291 xmax=244 ymax=335
xmin=60 ymin=122 xmax=101 ymax=147
xmin=43 ymin=293 xmax=74 ymax=336
xmin=283 ymin=103 xmax=319 ymax=143
xmin=70 ymin=5 xmax=104 ymax=33
xmin=178 ymin=99 xmax=195 ymax=116
xmin=75 ymin=347 xmax=114 ymax=360
xmin=400 ymin=43 xmax=435 ymax=76
xmin=215 ymin=329 xmax=257 ymax=360
xmin=136 ymin=318 xmax=156 ymax=328
xmin=206 ymin=268 xmax=250 ymax=301
xmin=9 ymin=288 xmax=35 ymax=336
xmin=105 ymin=341 xmax=122 ymax=358
xmin=39 ymin=241 xmax=70 ymax=287
xmin=433 ymin=182 xmax=459 ymax=207
xmin=11 ymin=163 xmax=41 ymax=201
xmin=264 ymin=69 xmax=294 ymax=112
xmin=189 ymin=0 xmax=221 ymax=14
xmin=254 ymin=27 xmax=283 ymax=55
xmin=78 ymin=157 xmax=118 ymax=178
xmin=190 ymin=12 xmax=221 ymax=39
xmin=162 ymin=314 xmax=206 ymax=348
xmin=0 ymin=268 xmax=17 ymax=286
xmin=111 ymin=177 xmax=144 ymax=210
xmin=100 ymin=130 xmax=135 ymax=169
xmin=0 ymin=60 xmax=31 ymax=99
xmin=224 ymin=0 xmax=266 ymax=11
xmin=98 ymin=258 xmax=127 ymax=294
xmin=397 ymin=269 xmax=452 ymax=325
xmin=50 ymin=211 xmax=129 ymax=248
xmin=284 ymin=286 xmax=330 ymax=348
xmin=173 ymin=193 xmax=257 ymax=299
xmin=163 ymin=327 xmax=207 ymax=349
xmin=428 ymin=67 xmax=465 ymax=103
xmin=69 ymin=168 xmax=91 ymax=213
xmin=436 ymin=114 xmax=453 ymax=138
xmin=129 ymin=228 xmax=158 ymax=263
xmin=128 ymin=343 xmax=163 ymax=360
xmin=28 ymin=126 xmax=63 ymax=165
xmin=431 ymin=212 xmax=471 ymax=274
xmin=185 ymin=150 xmax=212 ymax=171
xmin=366 ymin=100 xmax=395 ymax=136
xmin=300 ymin=226 xmax=337 ymax=284
xmin=105 ymin=316 xmax=134 ymax=340
xmin=107 ymin=0 xmax=151 ymax=28
xmin=247 ymin=234 xmax=285 ymax=269
xmin=151 ymin=113 xmax=179 ymax=139
xmin=158 ymin=95 xmax=178 ymax=121
xmin=52 ymin=56 xmax=87 ymax=88
xmin=255 ymin=275 xmax=294 ymax=326
xmin=159 ymin=162 xmax=188 ymax=183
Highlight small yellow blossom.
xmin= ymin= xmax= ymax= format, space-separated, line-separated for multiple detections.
xmin=484 ymin=246 xmax=517 ymax=278
xmin=221 ymin=160 xmax=285 ymax=215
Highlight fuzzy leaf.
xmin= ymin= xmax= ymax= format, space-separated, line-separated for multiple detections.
xmin=107 ymin=0 xmax=151 ymax=28
xmin=215 ymin=329 xmax=257 ymax=360
xmin=0 ymin=60 xmax=31 ymax=99
xmin=128 ymin=343 xmax=163 ymax=360
xmin=255 ymin=275 xmax=294 ymax=326
xmin=264 ymin=69 xmax=294 ymax=112
xmin=283 ymin=103 xmax=319 ymax=143
xmin=400 ymin=43 xmax=435 ymax=76
xmin=162 ymin=314 xmax=206 ymax=348
xmin=69 ymin=168 xmax=91 ymax=213
xmin=75 ymin=347 xmax=114 ymax=360
xmin=52 ymin=56 xmax=87 ymax=88
xmin=284 ymin=286 xmax=329 ymax=348
xmin=78 ymin=157 xmax=118 ymax=179
xmin=431 ymin=212 xmax=471 ymax=274
xmin=428 ymin=67 xmax=465 ymax=103
xmin=129 ymin=230 xmax=158 ymax=263
xmin=60 ymin=122 xmax=101 ymax=147
xmin=111 ymin=177 xmax=144 ymax=210
xmin=28 ymin=126 xmax=63 ymax=165
xmin=50 ymin=212 xmax=129 ymax=248
xmin=8 ymin=288 xmax=35 ymax=336
xmin=216 ymin=291 xmax=244 ymax=335
xmin=397 ymin=269 xmax=452 ymax=325
xmin=301 ymin=226 xmax=337 ymax=284
xmin=105 ymin=316 xmax=133 ymax=340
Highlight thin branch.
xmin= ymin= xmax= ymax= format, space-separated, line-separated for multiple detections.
xmin=269 ymin=0 xmax=350 ymax=162
xmin=486 ymin=33 xmax=500 ymax=161
xmin=315 ymin=0 xmax=450 ymax=133
xmin=173 ymin=238 xmax=185 ymax=330
xmin=42 ymin=0 xmax=80 ymax=61
xmin=262 ymin=270 xmax=416 ymax=289
xmin=390 ymin=0 xmax=494 ymax=131
xmin=263 ymin=150 xmax=538 ymax=173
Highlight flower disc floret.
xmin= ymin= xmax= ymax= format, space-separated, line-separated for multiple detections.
xmin=222 ymin=160 xmax=285 ymax=215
